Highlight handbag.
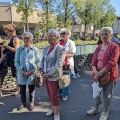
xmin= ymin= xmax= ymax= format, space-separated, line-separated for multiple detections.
xmin=34 ymin=71 xmax=43 ymax=88
xmin=58 ymin=72 xmax=71 ymax=89
xmin=98 ymin=72 xmax=110 ymax=87
xmin=93 ymin=68 xmax=111 ymax=87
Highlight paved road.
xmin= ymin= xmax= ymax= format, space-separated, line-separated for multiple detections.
xmin=0 ymin=70 xmax=120 ymax=120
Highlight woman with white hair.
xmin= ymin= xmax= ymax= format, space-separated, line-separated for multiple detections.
xmin=59 ymin=28 xmax=76 ymax=101
xmin=40 ymin=29 xmax=65 ymax=120
xmin=87 ymin=27 xmax=119 ymax=120
xmin=14 ymin=32 xmax=40 ymax=111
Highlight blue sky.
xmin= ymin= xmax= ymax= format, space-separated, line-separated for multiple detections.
xmin=0 ymin=0 xmax=120 ymax=16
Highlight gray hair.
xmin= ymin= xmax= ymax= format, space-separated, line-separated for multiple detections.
xmin=23 ymin=32 xmax=34 ymax=40
xmin=60 ymin=28 xmax=71 ymax=38
xmin=48 ymin=29 xmax=60 ymax=38
xmin=100 ymin=27 xmax=113 ymax=35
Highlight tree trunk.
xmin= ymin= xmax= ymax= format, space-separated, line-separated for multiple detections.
xmin=26 ymin=16 xmax=29 ymax=32
xmin=93 ymin=25 xmax=96 ymax=39
xmin=84 ymin=21 xmax=87 ymax=37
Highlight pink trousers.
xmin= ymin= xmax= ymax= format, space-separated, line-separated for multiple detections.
xmin=45 ymin=79 xmax=60 ymax=106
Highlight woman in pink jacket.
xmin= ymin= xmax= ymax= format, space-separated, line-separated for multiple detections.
xmin=87 ymin=27 xmax=119 ymax=120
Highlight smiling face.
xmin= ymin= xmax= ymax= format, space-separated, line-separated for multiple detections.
xmin=101 ymin=30 xmax=112 ymax=43
xmin=60 ymin=31 xmax=69 ymax=40
xmin=47 ymin=32 xmax=58 ymax=45
xmin=23 ymin=34 xmax=32 ymax=46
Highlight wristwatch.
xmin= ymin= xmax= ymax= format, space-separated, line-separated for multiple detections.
xmin=100 ymin=71 xmax=103 ymax=75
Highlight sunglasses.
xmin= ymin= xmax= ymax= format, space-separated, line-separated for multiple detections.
xmin=60 ymin=32 xmax=66 ymax=35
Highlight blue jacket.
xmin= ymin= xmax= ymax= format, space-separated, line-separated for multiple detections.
xmin=14 ymin=45 xmax=41 ymax=85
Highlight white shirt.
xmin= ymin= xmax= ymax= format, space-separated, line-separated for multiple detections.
xmin=25 ymin=48 xmax=30 ymax=71
xmin=43 ymin=47 xmax=50 ymax=73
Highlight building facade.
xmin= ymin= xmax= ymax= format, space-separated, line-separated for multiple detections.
xmin=112 ymin=17 xmax=120 ymax=34
xmin=0 ymin=2 xmax=41 ymax=36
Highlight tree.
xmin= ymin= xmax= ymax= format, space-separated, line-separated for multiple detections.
xmin=73 ymin=0 xmax=93 ymax=37
xmin=37 ymin=0 xmax=56 ymax=33
xmin=74 ymin=0 xmax=117 ymax=38
xmin=13 ymin=0 xmax=37 ymax=32
xmin=56 ymin=0 xmax=76 ymax=29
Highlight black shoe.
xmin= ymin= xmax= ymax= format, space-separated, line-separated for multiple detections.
xmin=17 ymin=103 xmax=26 ymax=110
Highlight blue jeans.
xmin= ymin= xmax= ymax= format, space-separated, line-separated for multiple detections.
xmin=59 ymin=71 xmax=71 ymax=97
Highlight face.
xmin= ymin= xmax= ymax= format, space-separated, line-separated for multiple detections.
xmin=5 ymin=29 xmax=15 ymax=37
xmin=101 ymin=30 xmax=112 ymax=43
xmin=47 ymin=32 xmax=58 ymax=45
xmin=60 ymin=31 xmax=69 ymax=40
xmin=23 ymin=34 xmax=32 ymax=46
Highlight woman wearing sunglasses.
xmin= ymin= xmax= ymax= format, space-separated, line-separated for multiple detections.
xmin=59 ymin=28 xmax=76 ymax=101
xmin=2 ymin=24 xmax=20 ymax=96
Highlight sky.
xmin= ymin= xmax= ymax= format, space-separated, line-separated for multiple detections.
xmin=0 ymin=0 xmax=120 ymax=16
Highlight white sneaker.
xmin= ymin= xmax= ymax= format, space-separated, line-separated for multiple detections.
xmin=63 ymin=96 xmax=68 ymax=101
xmin=54 ymin=114 xmax=60 ymax=120
xmin=71 ymin=75 xmax=77 ymax=79
xmin=46 ymin=110 xmax=54 ymax=116
xmin=75 ymin=73 xmax=81 ymax=78
xmin=99 ymin=112 xmax=108 ymax=120
xmin=87 ymin=107 xmax=100 ymax=115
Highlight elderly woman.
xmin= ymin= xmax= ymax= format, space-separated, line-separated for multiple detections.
xmin=40 ymin=29 xmax=65 ymax=120
xmin=87 ymin=27 xmax=119 ymax=120
xmin=2 ymin=24 xmax=20 ymax=96
xmin=14 ymin=32 xmax=40 ymax=111
xmin=59 ymin=28 xmax=76 ymax=101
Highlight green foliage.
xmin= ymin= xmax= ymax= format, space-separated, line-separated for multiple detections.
xmin=13 ymin=0 xmax=37 ymax=31
xmin=56 ymin=0 xmax=76 ymax=29
xmin=19 ymin=40 xmax=24 ymax=46
xmin=37 ymin=0 xmax=56 ymax=33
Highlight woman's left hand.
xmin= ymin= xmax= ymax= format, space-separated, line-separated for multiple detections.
xmin=42 ymin=73 xmax=50 ymax=79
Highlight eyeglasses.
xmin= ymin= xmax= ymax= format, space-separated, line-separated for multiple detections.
xmin=48 ymin=36 xmax=56 ymax=38
xmin=23 ymin=37 xmax=30 ymax=40
xmin=60 ymin=32 xmax=66 ymax=35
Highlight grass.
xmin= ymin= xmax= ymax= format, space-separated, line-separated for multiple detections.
xmin=3 ymin=39 xmax=98 ymax=48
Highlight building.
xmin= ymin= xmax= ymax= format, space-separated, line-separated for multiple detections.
xmin=0 ymin=2 xmax=41 ymax=36
xmin=112 ymin=17 xmax=120 ymax=34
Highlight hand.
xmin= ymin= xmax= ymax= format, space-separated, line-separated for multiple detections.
xmin=42 ymin=73 xmax=50 ymax=79
xmin=21 ymin=71 xmax=29 ymax=77
xmin=93 ymin=70 xmax=102 ymax=81
xmin=28 ymin=71 xmax=34 ymax=76
xmin=0 ymin=44 xmax=7 ymax=48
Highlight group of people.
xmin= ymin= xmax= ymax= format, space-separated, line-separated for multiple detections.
xmin=0 ymin=24 xmax=120 ymax=120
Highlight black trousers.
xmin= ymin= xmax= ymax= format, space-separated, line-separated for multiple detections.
xmin=73 ymin=55 xmax=77 ymax=74
xmin=20 ymin=85 xmax=35 ymax=103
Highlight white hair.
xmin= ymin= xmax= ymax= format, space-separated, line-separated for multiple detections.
xmin=23 ymin=32 xmax=34 ymax=40
xmin=100 ymin=27 xmax=113 ymax=35
xmin=60 ymin=28 xmax=71 ymax=38
xmin=48 ymin=29 xmax=60 ymax=38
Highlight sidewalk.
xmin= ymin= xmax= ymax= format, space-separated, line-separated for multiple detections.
xmin=0 ymin=70 xmax=120 ymax=120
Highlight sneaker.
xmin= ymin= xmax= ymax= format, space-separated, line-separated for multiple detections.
xmin=54 ymin=114 xmax=60 ymax=120
xmin=99 ymin=112 xmax=108 ymax=120
xmin=71 ymin=75 xmax=77 ymax=79
xmin=75 ymin=73 xmax=81 ymax=78
xmin=87 ymin=107 xmax=100 ymax=115
xmin=46 ymin=110 xmax=54 ymax=117
xmin=63 ymin=96 xmax=68 ymax=101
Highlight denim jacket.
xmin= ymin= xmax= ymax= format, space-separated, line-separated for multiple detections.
xmin=14 ymin=45 xmax=41 ymax=85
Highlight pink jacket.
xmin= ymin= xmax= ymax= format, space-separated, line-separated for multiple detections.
xmin=91 ymin=42 xmax=120 ymax=82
